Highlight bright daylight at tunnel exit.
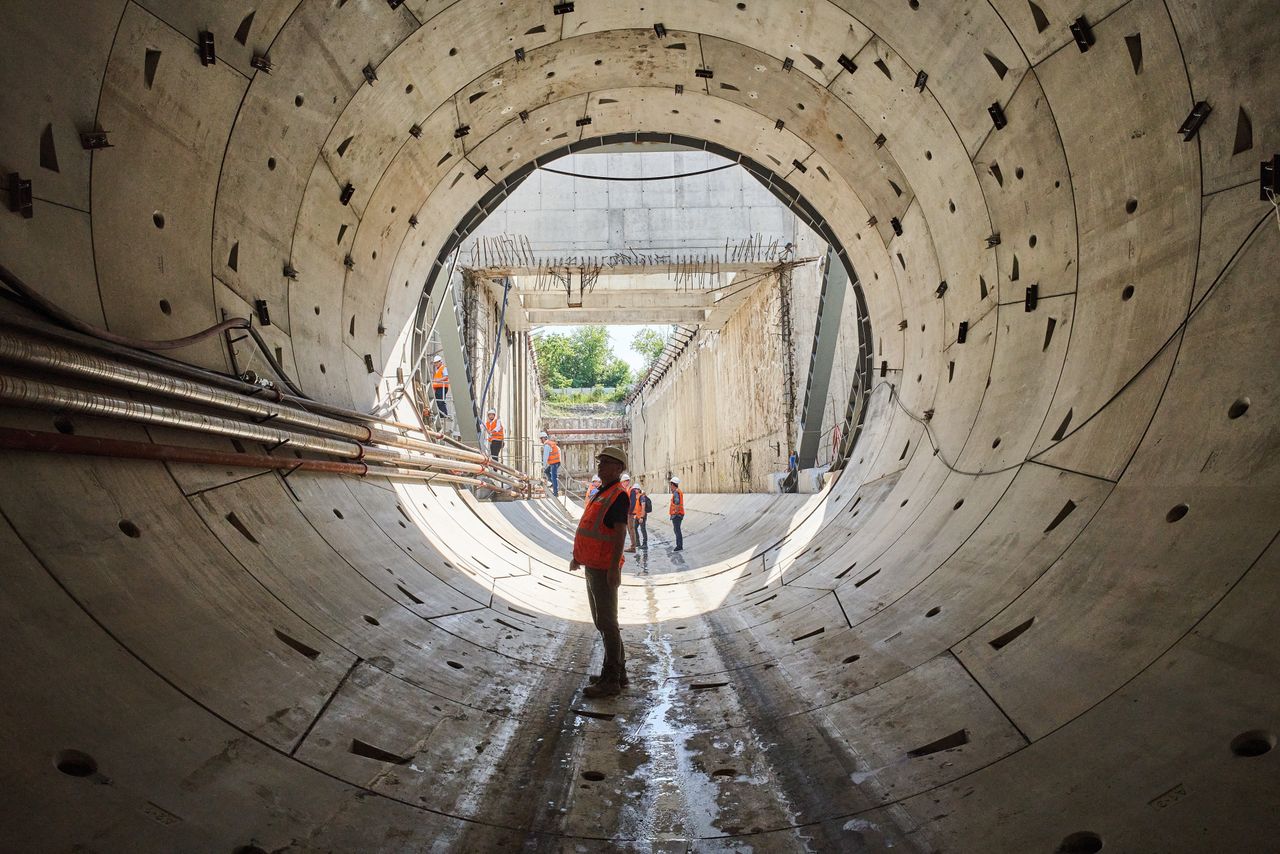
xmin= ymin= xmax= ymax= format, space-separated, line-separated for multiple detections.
xmin=0 ymin=0 xmax=1277 ymax=852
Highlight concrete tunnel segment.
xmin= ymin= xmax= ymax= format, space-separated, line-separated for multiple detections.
xmin=0 ymin=0 xmax=1278 ymax=851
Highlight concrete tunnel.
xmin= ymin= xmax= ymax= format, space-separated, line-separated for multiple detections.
xmin=0 ymin=0 xmax=1277 ymax=851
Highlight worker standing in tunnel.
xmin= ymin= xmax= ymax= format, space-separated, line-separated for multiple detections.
xmin=669 ymin=476 xmax=685 ymax=552
xmin=587 ymin=474 xmax=601 ymax=500
xmin=431 ymin=354 xmax=449 ymax=417
xmin=621 ymin=472 xmax=635 ymax=552
xmin=484 ymin=409 xmax=504 ymax=460
xmin=569 ymin=446 xmax=631 ymax=698
xmin=632 ymin=477 xmax=649 ymax=553
xmin=540 ymin=432 xmax=561 ymax=497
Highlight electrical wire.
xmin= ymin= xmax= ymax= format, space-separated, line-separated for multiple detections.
xmin=537 ymin=162 xmax=736 ymax=182
xmin=0 ymin=264 xmax=310 ymax=399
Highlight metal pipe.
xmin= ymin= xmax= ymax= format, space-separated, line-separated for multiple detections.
xmin=0 ymin=427 xmax=513 ymax=493
xmin=544 ymin=427 xmax=629 ymax=435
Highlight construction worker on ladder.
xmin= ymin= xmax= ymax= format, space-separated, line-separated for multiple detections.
xmin=431 ymin=354 xmax=449 ymax=417
xmin=484 ymin=409 xmax=504 ymax=460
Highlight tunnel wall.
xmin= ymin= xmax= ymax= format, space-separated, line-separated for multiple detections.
xmin=0 ymin=0 xmax=1277 ymax=851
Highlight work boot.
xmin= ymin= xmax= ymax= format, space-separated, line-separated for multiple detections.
xmin=583 ymin=680 xmax=622 ymax=699
xmin=589 ymin=672 xmax=629 ymax=687
xmin=625 ymin=547 xmax=636 ymax=553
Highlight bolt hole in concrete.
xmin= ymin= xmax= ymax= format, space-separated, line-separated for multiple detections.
xmin=446 ymin=660 xmax=464 ymax=669
xmin=925 ymin=150 xmax=932 ymax=160
xmin=992 ymin=437 xmax=1002 ymax=448
xmin=55 ymin=749 xmax=97 ymax=777
xmin=118 ymin=520 xmax=141 ymax=538
xmin=1015 ymin=166 xmax=1025 ymax=179
xmin=682 ymin=653 xmax=696 ymax=659
xmin=1029 ymin=234 xmax=1037 ymax=247
xmin=711 ymin=768 xmax=737 ymax=778
xmin=1125 ymin=198 xmax=1138 ymax=214
xmin=294 ymin=94 xmax=303 ymax=107
xmin=267 ymin=157 xmax=276 ymax=170
xmin=152 ymin=211 xmax=164 ymax=228
xmin=1230 ymin=730 xmax=1275 ymax=757
xmin=843 ymin=654 xmax=861 ymax=664
xmin=953 ymin=499 xmax=964 ymax=510
xmin=1122 ymin=284 xmax=1135 ymax=301
xmin=581 ymin=770 xmax=606 ymax=782
xmin=1166 ymin=504 xmax=1189 ymax=523
xmin=926 ymin=606 xmax=941 ymax=618
xmin=1228 ymin=398 xmax=1250 ymax=419
xmin=1056 ymin=831 xmax=1104 ymax=854
xmin=364 ymin=615 xmax=380 ymax=626
xmin=405 ymin=84 xmax=414 ymax=93
xmin=53 ymin=416 xmax=74 ymax=435
xmin=158 ymin=298 xmax=171 ymax=315
xmin=332 ymin=508 xmax=344 ymax=519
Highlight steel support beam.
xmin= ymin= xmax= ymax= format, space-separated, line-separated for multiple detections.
xmin=435 ymin=269 xmax=480 ymax=447
xmin=796 ymin=247 xmax=849 ymax=469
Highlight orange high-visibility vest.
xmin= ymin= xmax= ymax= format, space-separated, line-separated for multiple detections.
xmin=573 ymin=481 xmax=627 ymax=571
xmin=546 ymin=440 xmax=561 ymax=464
xmin=432 ymin=363 xmax=449 ymax=389
xmin=633 ymin=488 xmax=647 ymax=521
xmin=485 ymin=417 xmax=504 ymax=441
xmin=669 ymin=486 xmax=685 ymax=517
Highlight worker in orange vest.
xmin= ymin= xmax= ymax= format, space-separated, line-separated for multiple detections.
xmin=631 ymin=477 xmax=649 ymax=554
xmin=540 ymin=432 xmax=562 ymax=496
xmin=669 ymin=476 xmax=685 ymax=551
xmin=484 ymin=409 xmax=504 ymax=460
xmin=431 ymin=354 xmax=449 ymax=417
xmin=569 ymin=446 xmax=631 ymax=698
xmin=586 ymin=474 xmax=601 ymax=500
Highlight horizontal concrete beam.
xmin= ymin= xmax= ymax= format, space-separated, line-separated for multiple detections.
xmin=526 ymin=308 xmax=710 ymax=324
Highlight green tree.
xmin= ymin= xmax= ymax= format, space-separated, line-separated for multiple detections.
xmin=631 ymin=327 xmax=667 ymax=373
xmin=533 ymin=326 xmax=633 ymax=389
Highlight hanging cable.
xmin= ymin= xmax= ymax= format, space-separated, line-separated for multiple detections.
xmin=537 ymin=162 xmax=736 ymax=182
xmin=476 ymin=276 xmax=511 ymax=435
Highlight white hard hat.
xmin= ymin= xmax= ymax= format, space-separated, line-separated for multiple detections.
xmin=591 ymin=475 xmax=601 ymax=481
xmin=621 ymin=472 xmax=631 ymax=481
xmin=670 ymin=476 xmax=681 ymax=484
xmin=433 ymin=354 xmax=443 ymax=361
xmin=539 ymin=431 xmax=548 ymax=439
xmin=487 ymin=409 xmax=496 ymax=415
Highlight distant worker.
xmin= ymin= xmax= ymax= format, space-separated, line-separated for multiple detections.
xmin=569 ymin=446 xmax=632 ymax=698
xmin=620 ymin=473 xmax=634 ymax=552
xmin=632 ymin=478 xmax=649 ymax=553
xmin=669 ymin=476 xmax=685 ymax=552
xmin=431 ymin=354 xmax=449 ymax=417
xmin=587 ymin=474 xmax=601 ymax=500
xmin=540 ymin=432 xmax=561 ymax=497
xmin=484 ymin=409 xmax=504 ymax=460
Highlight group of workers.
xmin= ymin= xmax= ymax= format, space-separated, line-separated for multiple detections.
xmin=570 ymin=445 xmax=687 ymax=698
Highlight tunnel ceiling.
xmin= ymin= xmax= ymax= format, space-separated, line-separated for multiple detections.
xmin=1 ymin=0 xmax=1278 ymax=851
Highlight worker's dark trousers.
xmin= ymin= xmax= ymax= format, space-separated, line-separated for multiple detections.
xmin=547 ymin=462 xmax=560 ymax=496
xmin=433 ymin=387 xmax=448 ymax=416
xmin=585 ymin=568 xmax=624 ymax=682
xmin=671 ymin=515 xmax=683 ymax=549
xmin=635 ymin=518 xmax=648 ymax=549
xmin=489 ymin=440 xmax=503 ymax=459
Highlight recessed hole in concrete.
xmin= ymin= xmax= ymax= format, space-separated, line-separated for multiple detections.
xmin=314 ymin=306 xmax=321 ymax=315
xmin=691 ymin=682 xmax=729 ymax=690
xmin=843 ymin=654 xmax=861 ymax=664
xmin=333 ymin=508 xmax=344 ymax=519
xmin=907 ymin=728 xmax=968 ymax=757
xmin=364 ymin=615 xmax=380 ymax=626
xmin=1029 ymin=234 xmax=1037 ymax=247
xmin=953 ymin=499 xmax=964 ymax=510
xmin=854 ymin=569 xmax=880 ymax=587
xmin=989 ymin=616 xmax=1035 ymax=650
xmin=1015 ymin=166 xmax=1025 ymax=179
xmin=1056 ymin=831 xmax=1103 ymax=854
xmin=159 ymin=299 xmax=171 ymax=315
xmin=449 ymin=47 xmax=457 ymax=56
xmin=926 ymin=606 xmax=941 ymax=617
xmin=1044 ymin=499 xmax=1077 ymax=533
xmin=1228 ymin=398 xmax=1250 ymax=419
xmin=992 ymin=437 xmax=1001 ymax=448
xmin=1122 ymin=284 xmax=1134 ymax=301
xmin=1230 ymin=730 xmax=1275 ymax=757
xmin=319 ymin=364 xmax=326 ymax=373
xmin=153 ymin=211 xmax=165 ymax=228
xmin=118 ymin=520 xmax=141 ymax=538
xmin=1125 ymin=198 xmax=1138 ymax=214
xmin=53 ymin=416 xmax=74 ymax=435
xmin=446 ymin=660 xmax=464 ymax=669
xmin=267 ymin=157 xmax=276 ymax=170
xmin=55 ymin=749 xmax=97 ymax=777
xmin=1166 ymin=504 xmax=1189 ymax=523
xmin=273 ymin=629 xmax=320 ymax=660
xmin=349 ymin=739 xmax=412 ymax=765
xmin=405 ymin=83 xmax=414 ymax=93
xmin=294 ymin=94 xmax=304 ymax=107
xmin=925 ymin=150 xmax=932 ymax=160
xmin=900 ymin=499 xmax=908 ymax=507
xmin=711 ymin=767 xmax=737 ymax=777
xmin=682 ymin=653 xmax=696 ymax=659
xmin=582 ymin=770 xmax=605 ymax=781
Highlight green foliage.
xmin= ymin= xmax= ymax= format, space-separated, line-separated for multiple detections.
xmin=545 ymin=386 xmax=628 ymax=405
xmin=631 ymin=327 xmax=667 ymax=373
xmin=533 ymin=326 xmax=633 ymax=390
